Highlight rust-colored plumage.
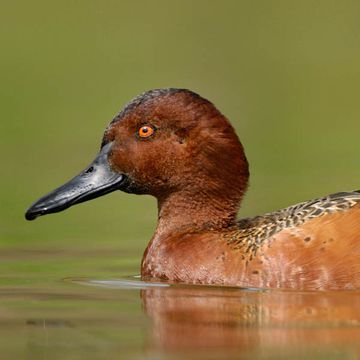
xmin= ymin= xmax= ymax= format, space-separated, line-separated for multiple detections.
xmin=26 ymin=88 xmax=360 ymax=290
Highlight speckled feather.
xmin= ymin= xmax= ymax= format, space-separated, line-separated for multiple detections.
xmin=228 ymin=190 xmax=360 ymax=257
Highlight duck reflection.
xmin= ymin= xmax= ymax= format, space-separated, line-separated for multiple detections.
xmin=141 ymin=286 xmax=360 ymax=353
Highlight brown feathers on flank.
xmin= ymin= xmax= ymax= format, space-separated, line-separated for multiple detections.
xmin=226 ymin=191 xmax=360 ymax=257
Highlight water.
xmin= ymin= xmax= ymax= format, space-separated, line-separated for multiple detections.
xmin=1 ymin=272 xmax=360 ymax=360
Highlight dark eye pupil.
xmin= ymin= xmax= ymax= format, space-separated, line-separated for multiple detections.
xmin=142 ymin=127 xmax=149 ymax=133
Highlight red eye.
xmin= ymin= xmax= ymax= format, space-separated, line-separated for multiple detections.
xmin=138 ymin=125 xmax=155 ymax=138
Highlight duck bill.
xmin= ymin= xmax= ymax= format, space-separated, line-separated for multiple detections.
xmin=25 ymin=142 xmax=125 ymax=221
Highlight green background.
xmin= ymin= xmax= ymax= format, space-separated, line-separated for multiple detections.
xmin=1 ymin=1 xmax=360 ymax=359
xmin=2 ymin=0 xmax=360 ymax=256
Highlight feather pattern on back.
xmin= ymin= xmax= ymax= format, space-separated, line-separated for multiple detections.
xmin=227 ymin=191 xmax=360 ymax=257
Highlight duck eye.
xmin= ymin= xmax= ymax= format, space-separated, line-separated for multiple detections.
xmin=138 ymin=125 xmax=155 ymax=138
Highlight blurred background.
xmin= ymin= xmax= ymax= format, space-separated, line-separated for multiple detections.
xmin=1 ymin=0 xmax=360 ymax=278
xmin=1 ymin=1 xmax=360 ymax=358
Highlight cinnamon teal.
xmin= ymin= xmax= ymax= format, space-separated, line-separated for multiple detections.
xmin=25 ymin=89 xmax=360 ymax=290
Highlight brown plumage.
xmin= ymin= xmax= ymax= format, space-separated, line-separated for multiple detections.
xmin=25 ymin=88 xmax=360 ymax=290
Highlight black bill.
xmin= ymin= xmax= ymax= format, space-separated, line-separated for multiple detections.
xmin=25 ymin=142 xmax=125 ymax=221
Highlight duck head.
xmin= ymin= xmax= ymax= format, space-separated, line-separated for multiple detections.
xmin=25 ymin=89 xmax=249 ymax=228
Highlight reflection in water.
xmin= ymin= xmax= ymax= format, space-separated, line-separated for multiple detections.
xmin=140 ymin=285 xmax=360 ymax=357
xmin=27 ymin=278 xmax=358 ymax=359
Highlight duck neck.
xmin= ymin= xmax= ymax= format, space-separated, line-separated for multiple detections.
xmin=156 ymin=188 xmax=241 ymax=235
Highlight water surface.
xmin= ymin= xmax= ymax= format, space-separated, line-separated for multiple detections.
xmin=1 ymin=252 xmax=360 ymax=360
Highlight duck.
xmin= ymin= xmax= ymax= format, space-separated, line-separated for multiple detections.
xmin=25 ymin=88 xmax=360 ymax=290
